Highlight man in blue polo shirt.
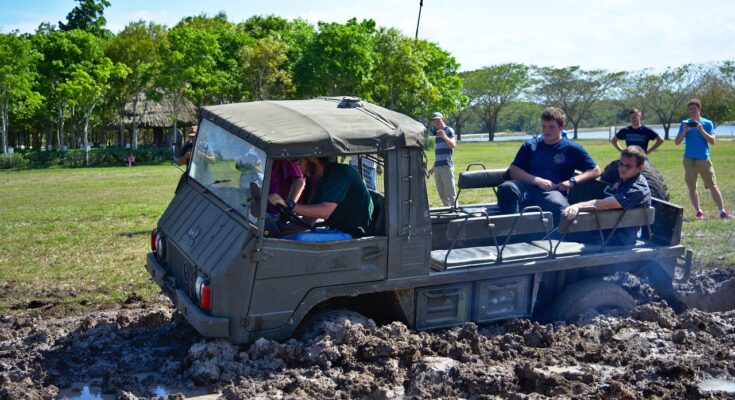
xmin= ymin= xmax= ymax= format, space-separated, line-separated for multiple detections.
xmin=497 ymin=107 xmax=601 ymax=225
xmin=674 ymin=99 xmax=730 ymax=219
xmin=563 ymin=145 xmax=652 ymax=246
xmin=612 ymin=108 xmax=664 ymax=154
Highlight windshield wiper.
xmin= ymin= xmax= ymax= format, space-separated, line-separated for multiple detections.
xmin=211 ymin=179 xmax=231 ymax=185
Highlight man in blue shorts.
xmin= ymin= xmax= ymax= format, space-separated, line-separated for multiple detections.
xmin=497 ymin=107 xmax=601 ymax=224
xmin=611 ymin=108 xmax=664 ymax=154
xmin=563 ymin=145 xmax=652 ymax=246
xmin=268 ymin=157 xmax=373 ymax=238
xmin=674 ymin=99 xmax=731 ymax=219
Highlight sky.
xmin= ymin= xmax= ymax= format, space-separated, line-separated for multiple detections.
xmin=2 ymin=0 xmax=734 ymax=72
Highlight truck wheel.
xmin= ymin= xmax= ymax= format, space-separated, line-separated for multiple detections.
xmin=600 ymin=160 xmax=670 ymax=201
xmin=295 ymin=310 xmax=374 ymax=341
xmin=544 ymin=278 xmax=636 ymax=323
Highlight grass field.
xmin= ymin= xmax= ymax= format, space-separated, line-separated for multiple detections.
xmin=1 ymin=138 xmax=733 ymax=315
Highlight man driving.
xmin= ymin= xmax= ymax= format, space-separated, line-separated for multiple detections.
xmin=268 ymin=157 xmax=373 ymax=238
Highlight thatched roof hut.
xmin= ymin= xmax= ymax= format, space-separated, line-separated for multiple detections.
xmin=123 ymin=92 xmax=198 ymax=128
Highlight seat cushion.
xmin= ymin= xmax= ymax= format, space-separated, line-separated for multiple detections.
xmin=430 ymin=243 xmax=549 ymax=270
xmin=431 ymin=246 xmax=498 ymax=269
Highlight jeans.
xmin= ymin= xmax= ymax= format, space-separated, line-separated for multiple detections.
xmin=496 ymin=179 xmax=570 ymax=225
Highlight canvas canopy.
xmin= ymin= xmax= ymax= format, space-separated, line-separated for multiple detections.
xmin=199 ymin=97 xmax=427 ymax=158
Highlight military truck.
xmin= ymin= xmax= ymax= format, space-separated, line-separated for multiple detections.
xmin=146 ymin=97 xmax=690 ymax=344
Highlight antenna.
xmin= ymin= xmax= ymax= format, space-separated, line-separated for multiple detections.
xmin=415 ymin=0 xmax=424 ymax=40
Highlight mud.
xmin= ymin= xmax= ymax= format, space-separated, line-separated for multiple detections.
xmin=1 ymin=268 xmax=735 ymax=399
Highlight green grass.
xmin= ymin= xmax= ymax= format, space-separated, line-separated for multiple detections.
xmin=0 ymin=139 xmax=733 ymax=315
xmin=0 ymin=165 xmax=180 ymax=314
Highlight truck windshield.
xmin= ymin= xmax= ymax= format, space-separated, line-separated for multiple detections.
xmin=190 ymin=118 xmax=266 ymax=220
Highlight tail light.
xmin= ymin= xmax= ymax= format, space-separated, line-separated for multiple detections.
xmin=151 ymin=229 xmax=166 ymax=259
xmin=195 ymin=275 xmax=211 ymax=312
xmin=151 ymin=229 xmax=158 ymax=251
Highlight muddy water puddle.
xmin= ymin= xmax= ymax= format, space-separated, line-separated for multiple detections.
xmin=698 ymin=378 xmax=735 ymax=393
xmin=59 ymin=384 xmax=219 ymax=399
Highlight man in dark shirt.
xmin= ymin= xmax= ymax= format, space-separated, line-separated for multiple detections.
xmin=497 ymin=107 xmax=601 ymax=224
xmin=611 ymin=108 xmax=664 ymax=153
xmin=563 ymin=145 xmax=652 ymax=246
xmin=176 ymin=126 xmax=197 ymax=166
xmin=268 ymin=157 xmax=373 ymax=238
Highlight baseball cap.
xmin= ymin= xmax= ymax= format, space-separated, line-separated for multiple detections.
xmin=431 ymin=112 xmax=443 ymax=120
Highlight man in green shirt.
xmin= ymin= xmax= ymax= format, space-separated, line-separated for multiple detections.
xmin=268 ymin=157 xmax=373 ymax=238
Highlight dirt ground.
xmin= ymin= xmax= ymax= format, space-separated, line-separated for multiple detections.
xmin=1 ymin=268 xmax=735 ymax=400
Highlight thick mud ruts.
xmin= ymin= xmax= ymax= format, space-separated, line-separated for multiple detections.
xmin=1 ymin=268 xmax=734 ymax=399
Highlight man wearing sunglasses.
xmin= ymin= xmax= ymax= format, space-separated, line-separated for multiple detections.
xmin=562 ymin=145 xmax=651 ymax=246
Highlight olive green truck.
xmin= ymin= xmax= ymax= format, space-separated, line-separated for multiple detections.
xmin=146 ymin=97 xmax=689 ymax=344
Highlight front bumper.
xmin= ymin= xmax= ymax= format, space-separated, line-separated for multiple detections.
xmin=145 ymin=252 xmax=230 ymax=338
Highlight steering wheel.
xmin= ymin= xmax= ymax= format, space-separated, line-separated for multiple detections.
xmin=275 ymin=203 xmax=315 ymax=231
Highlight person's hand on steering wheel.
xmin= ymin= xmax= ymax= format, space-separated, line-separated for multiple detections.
xmin=268 ymin=193 xmax=314 ymax=230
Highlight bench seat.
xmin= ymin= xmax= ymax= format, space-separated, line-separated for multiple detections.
xmin=431 ymin=243 xmax=549 ymax=270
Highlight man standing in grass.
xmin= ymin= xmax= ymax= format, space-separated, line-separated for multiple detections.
xmin=612 ymin=108 xmax=664 ymax=154
xmin=428 ymin=112 xmax=457 ymax=207
xmin=674 ymin=99 xmax=731 ymax=220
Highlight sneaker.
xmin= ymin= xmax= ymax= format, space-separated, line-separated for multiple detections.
xmin=696 ymin=211 xmax=704 ymax=220
xmin=721 ymin=210 xmax=732 ymax=219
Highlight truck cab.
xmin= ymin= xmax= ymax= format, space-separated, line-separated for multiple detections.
xmin=146 ymin=97 xmax=688 ymax=344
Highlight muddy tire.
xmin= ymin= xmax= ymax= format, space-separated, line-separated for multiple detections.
xmin=295 ymin=310 xmax=374 ymax=341
xmin=544 ymin=278 xmax=636 ymax=323
xmin=599 ymin=160 xmax=669 ymax=201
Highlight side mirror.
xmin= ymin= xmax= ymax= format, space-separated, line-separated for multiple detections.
xmin=249 ymin=181 xmax=262 ymax=219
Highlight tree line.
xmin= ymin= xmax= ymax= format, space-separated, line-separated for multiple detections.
xmin=458 ymin=62 xmax=735 ymax=141
xmin=1 ymin=0 xmax=734 ymax=157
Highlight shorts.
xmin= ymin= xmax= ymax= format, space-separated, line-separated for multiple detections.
xmin=683 ymin=157 xmax=717 ymax=189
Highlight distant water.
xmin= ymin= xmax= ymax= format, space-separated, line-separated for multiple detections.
xmin=460 ymin=125 xmax=735 ymax=142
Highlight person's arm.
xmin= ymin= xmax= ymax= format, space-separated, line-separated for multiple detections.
xmin=562 ymin=196 xmax=622 ymax=220
xmin=268 ymin=192 xmax=337 ymax=220
xmin=176 ymin=151 xmax=191 ymax=166
xmin=287 ymin=177 xmax=306 ymax=202
xmin=509 ymin=165 xmax=554 ymax=191
xmin=674 ymin=122 xmax=686 ymax=145
xmin=436 ymin=129 xmax=456 ymax=149
xmin=610 ymin=137 xmax=624 ymax=152
xmin=648 ymin=135 xmax=665 ymax=153
xmin=556 ymin=165 xmax=601 ymax=191
xmin=696 ymin=122 xmax=716 ymax=145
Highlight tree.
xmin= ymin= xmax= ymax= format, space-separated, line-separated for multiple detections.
xmin=105 ymin=21 xmax=165 ymax=148
xmin=371 ymin=28 xmax=426 ymax=111
xmin=410 ymin=40 xmax=465 ymax=123
xmin=295 ymin=18 xmax=376 ymax=98
xmin=59 ymin=0 xmax=112 ymax=38
xmin=60 ymin=58 xmax=125 ymax=164
xmin=0 ymin=32 xmax=43 ymax=153
xmin=461 ymin=63 xmax=531 ymax=141
xmin=154 ymin=22 xmax=220 ymax=146
xmin=33 ymin=28 xmax=104 ymax=150
xmin=240 ymin=36 xmax=293 ymax=100
xmin=535 ymin=66 xmax=624 ymax=139
xmin=177 ymin=12 xmax=253 ymax=104
xmin=497 ymin=101 xmax=543 ymax=135
xmin=623 ymin=65 xmax=699 ymax=139
xmin=695 ymin=68 xmax=735 ymax=125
